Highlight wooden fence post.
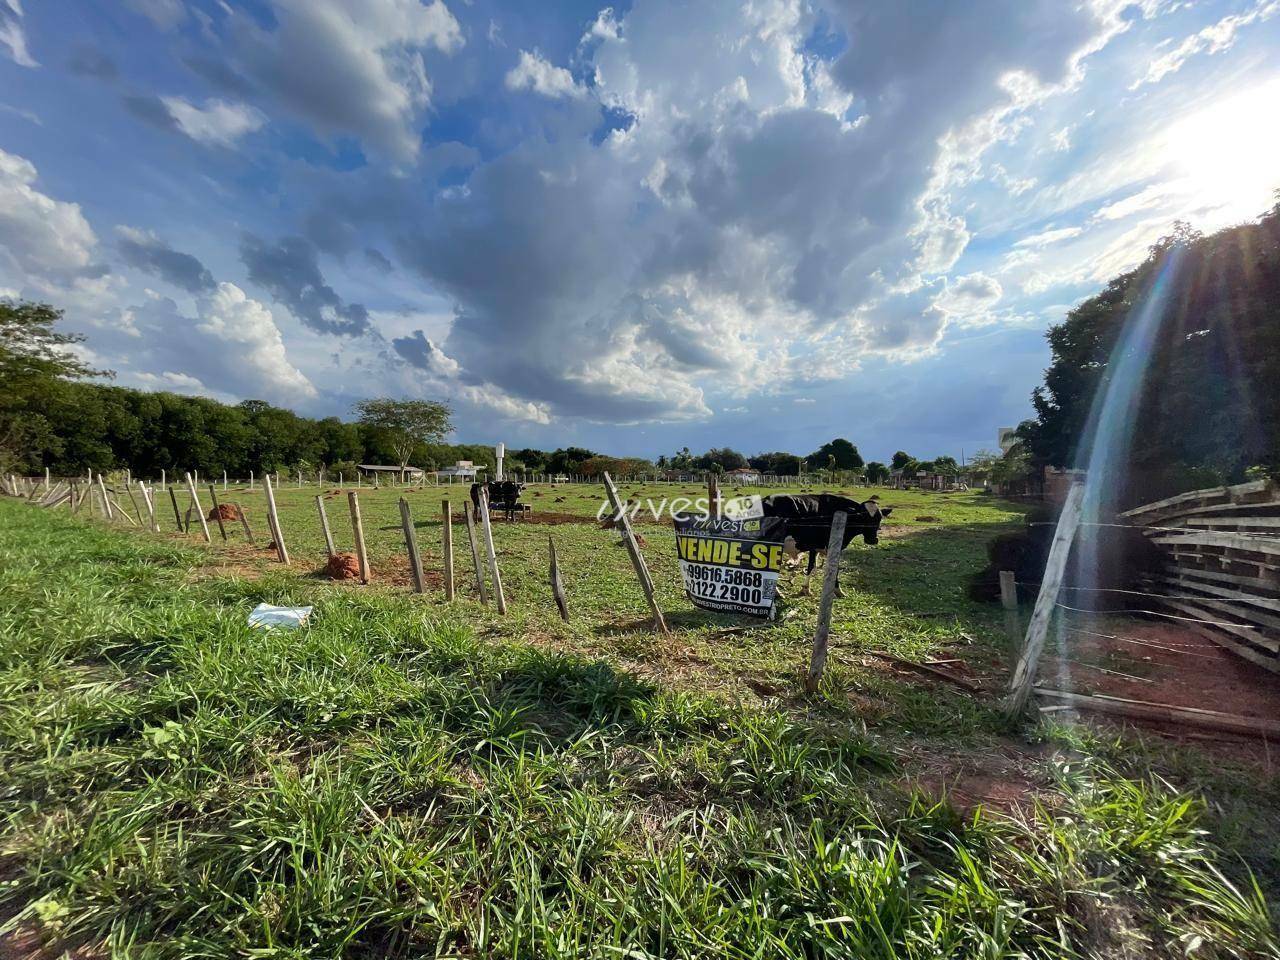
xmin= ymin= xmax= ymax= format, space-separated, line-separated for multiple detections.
xmin=805 ymin=510 xmax=848 ymax=694
xmin=348 ymin=491 xmax=370 ymax=583
xmin=549 ymin=533 xmax=569 ymax=621
xmin=462 ymin=502 xmax=489 ymax=603
xmin=96 ymin=473 xmax=115 ymax=521
xmin=708 ymin=474 xmax=722 ymax=519
xmin=442 ymin=499 xmax=455 ymax=601
xmin=140 ymin=482 xmax=160 ymax=532
xmin=477 ymin=489 xmax=507 ymax=614
xmin=315 ymin=496 xmax=335 ymax=556
xmin=236 ymin=501 xmax=254 ymax=543
xmin=399 ymin=498 xmax=425 ymax=594
xmin=123 ymin=481 xmax=144 ymax=525
xmin=184 ymin=473 xmax=212 ymax=542
xmin=263 ymin=474 xmax=290 ymax=564
xmin=168 ymin=487 xmax=183 ymax=530
xmin=999 ymin=570 xmax=1021 ymax=656
xmin=207 ymin=484 xmax=229 ymax=541
xmin=1005 ymin=482 xmax=1086 ymax=719
xmin=602 ymin=472 xmax=668 ymax=634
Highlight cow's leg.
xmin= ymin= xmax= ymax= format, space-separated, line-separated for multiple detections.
xmin=802 ymin=550 xmax=817 ymax=595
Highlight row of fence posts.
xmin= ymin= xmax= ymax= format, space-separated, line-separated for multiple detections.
xmin=9 ymin=468 xmax=895 ymax=696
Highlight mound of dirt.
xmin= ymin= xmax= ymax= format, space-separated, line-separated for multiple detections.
xmin=326 ymin=552 xmax=362 ymax=580
xmin=914 ymin=515 xmax=941 ymax=522
xmin=208 ymin=503 xmax=241 ymax=521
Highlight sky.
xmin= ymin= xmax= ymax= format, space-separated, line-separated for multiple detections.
xmin=1 ymin=0 xmax=1278 ymax=464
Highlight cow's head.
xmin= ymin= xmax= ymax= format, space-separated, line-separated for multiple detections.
xmin=854 ymin=501 xmax=893 ymax=544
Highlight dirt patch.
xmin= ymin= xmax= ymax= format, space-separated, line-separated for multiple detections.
xmin=325 ymin=552 xmax=362 ymax=580
xmin=904 ymin=744 xmax=1047 ymax=816
xmin=207 ymin=503 xmax=241 ymax=521
xmin=913 ymin=515 xmax=942 ymax=522
xmin=1039 ymin=614 xmax=1280 ymax=761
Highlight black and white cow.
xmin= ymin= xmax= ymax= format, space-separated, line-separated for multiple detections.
xmin=470 ymin=479 xmax=526 ymax=522
xmin=760 ymin=493 xmax=893 ymax=594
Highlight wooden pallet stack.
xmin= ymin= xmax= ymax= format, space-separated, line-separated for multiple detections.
xmin=1120 ymin=479 xmax=1280 ymax=672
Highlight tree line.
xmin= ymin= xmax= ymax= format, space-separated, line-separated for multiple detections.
xmin=4 ymin=299 xmax=963 ymax=482
xmin=1015 ymin=199 xmax=1280 ymax=502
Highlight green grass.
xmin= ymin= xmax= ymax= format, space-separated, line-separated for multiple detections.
xmin=1 ymin=495 xmax=1277 ymax=957
xmin=164 ymin=481 xmax=1028 ymax=731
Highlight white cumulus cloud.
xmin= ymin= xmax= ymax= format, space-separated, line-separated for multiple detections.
xmin=506 ymin=50 xmax=584 ymax=98
xmin=160 ymin=97 xmax=267 ymax=147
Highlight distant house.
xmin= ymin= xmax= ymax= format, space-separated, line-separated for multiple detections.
xmin=359 ymin=464 xmax=424 ymax=480
xmin=724 ymin=467 xmax=761 ymax=483
xmin=435 ymin=460 xmax=484 ymax=481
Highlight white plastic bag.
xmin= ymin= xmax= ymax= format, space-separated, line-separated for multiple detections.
xmin=248 ymin=603 xmax=313 ymax=630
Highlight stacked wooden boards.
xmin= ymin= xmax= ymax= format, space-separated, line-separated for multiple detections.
xmin=1120 ymin=479 xmax=1280 ymax=672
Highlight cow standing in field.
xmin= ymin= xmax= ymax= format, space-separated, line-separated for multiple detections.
xmin=761 ymin=493 xmax=893 ymax=595
xmin=470 ymin=479 xmax=526 ymax=522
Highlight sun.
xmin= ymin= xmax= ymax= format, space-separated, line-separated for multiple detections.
xmin=1162 ymin=76 xmax=1280 ymax=225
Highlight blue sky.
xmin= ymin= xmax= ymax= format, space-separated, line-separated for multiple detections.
xmin=2 ymin=0 xmax=1278 ymax=464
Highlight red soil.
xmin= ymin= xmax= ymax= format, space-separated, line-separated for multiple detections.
xmin=325 ymin=552 xmax=362 ymax=580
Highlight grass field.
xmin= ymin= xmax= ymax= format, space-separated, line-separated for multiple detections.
xmin=2 ymin=484 xmax=1278 ymax=958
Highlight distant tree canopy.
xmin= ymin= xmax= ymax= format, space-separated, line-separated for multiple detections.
xmin=890 ymin=450 xmax=915 ymax=470
xmin=354 ymin=398 xmax=452 ymax=472
xmin=806 ymin=438 xmax=863 ymax=473
xmin=748 ymin=451 xmax=803 ymax=475
xmin=1020 ymin=203 xmax=1280 ymax=499
xmin=695 ymin=447 xmax=748 ymax=471
xmin=865 ymin=461 xmax=890 ymax=483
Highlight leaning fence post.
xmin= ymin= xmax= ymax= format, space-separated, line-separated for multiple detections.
xmin=477 ymin=489 xmax=507 ymax=614
xmin=805 ymin=510 xmax=848 ymax=694
xmin=1004 ymin=482 xmax=1086 ymax=719
xmin=399 ymin=498 xmax=425 ymax=593
xmin=140 ymin=482 xmax=160 ymax=532
xmin=263 ymin=474 xmax=290 ymax=564
xmin=184 ymin=473 xmax=212 ymax=542
xmin=348 ymin=491 xmax=370 ymax=583
xmin=315 ymin=495 xmax=335 ymax=557
xmin=236 ymin=501 xmax=254 ymax=543
xmin=207 ymin=484 xmax=229 ymax=541
xmin=603 ymin=471 xmax=668 ymax=634
xmin=168 ymin=487 xmax=183 ymax=530
xmin=463 ymin=501 xmax=489 ymax=604
xmin=549 ymin=533 xmax=570 ymax=622
xmin=96 ymin=473 xmax=116 ymax=521
xmin=442 ymin=499 xmax=455 ymax=600
xmin=123 ymin=480 xmax=145 ymax=525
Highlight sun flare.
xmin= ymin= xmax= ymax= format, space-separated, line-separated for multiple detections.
xmin=1163 ymin=77 xmax=1280 ymax=224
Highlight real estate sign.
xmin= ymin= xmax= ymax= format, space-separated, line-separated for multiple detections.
xmin=673 ymin=513 xmax=787 ymax=618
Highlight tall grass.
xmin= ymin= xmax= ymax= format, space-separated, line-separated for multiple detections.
xmin=0 ymin=502 xmax=1274 ymax=957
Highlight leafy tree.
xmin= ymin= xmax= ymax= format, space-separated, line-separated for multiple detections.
xmin=865 ymin=461 xmax=890 ymax=483
xmin=511 ymin=447 xmax=549 ymax=473
xmin=748 ymin=451 xmax=803 ymax=475
xmin=890 ymin=450 xmax=915 ymax=470
xmin=932 ymin=455 xmax=959 ymax=476
xmin=547 ymin=447 xmax=598 ymax=475
xmin=806 ymin=438 xmax=863 ymax=472
xmin=354 ymin=398 xmax=452 ymax=477
xmin=695 ymin=447 xmax=747 ymax=471
xmin=0 ymin=300 xmax=109 ymax=472
xmin=1022 ymin=208 xmax=1280 ymax=501
xmin=670 ymin=446 xmax=695 ymax=471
